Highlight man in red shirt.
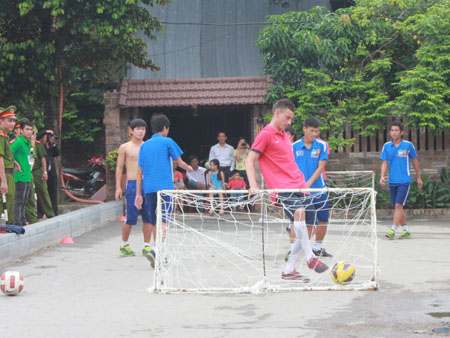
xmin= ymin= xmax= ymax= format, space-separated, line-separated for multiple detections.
xmin=246 ymin=99 xmax=328 ymax=282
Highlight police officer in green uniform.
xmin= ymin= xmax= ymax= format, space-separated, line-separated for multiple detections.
xmin=0 ymin=106 xmax=17 ymax=224
xmin=24 ymin=130 xmax=39 ymax=224
xmin=16 ymin=127 xmax=39 ymax=224
xmin=33 ymin=130 xmax=54 ymax=219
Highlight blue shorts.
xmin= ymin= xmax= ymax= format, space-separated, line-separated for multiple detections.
xmin=305 ymin=193 xmax=329 ymax=226
xmin=125 ymin=180 xmax=150 ymax=225
xmin=278 ymin=192 xmax=310 ymax=222
xmin=389 ymin=183 xmax=410 ymax=207
xmin=146 ymin=192 xmax=173 ymax=225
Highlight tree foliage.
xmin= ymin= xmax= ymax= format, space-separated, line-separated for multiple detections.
xmin=0 ymin=0 xmax=166 ymax=141
xmin=256 ymin=0 xmax=450 ymax=148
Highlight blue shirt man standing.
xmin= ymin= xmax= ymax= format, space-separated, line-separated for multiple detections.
xmin=135 ymin=113 xmax=192 ymax=268
xmin=292 ymin=117 xmax=332 ymax=258
xmin=380 ymin=121 xmax=422 ymax=240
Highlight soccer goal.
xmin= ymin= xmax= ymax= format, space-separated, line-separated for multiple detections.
xmin=152 ymin=176 xmax=378 ymax=293
xmin=326 ymin=171 xmax=375 ymax=189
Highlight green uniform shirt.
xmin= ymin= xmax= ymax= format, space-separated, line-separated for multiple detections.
xmin=0 ymin=127 xmax=15 ymax=169
xmin=33 ymin=141 xmax=47 ymax=172
xmin=10 ymin=135 xmax=32 ymax=183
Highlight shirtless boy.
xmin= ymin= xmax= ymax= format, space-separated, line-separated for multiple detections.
xmin=115 ymin=119 xmax=153 ymax=257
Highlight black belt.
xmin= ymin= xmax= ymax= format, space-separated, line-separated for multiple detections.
xmin=5 ymin=168 xmax=14 ymax=174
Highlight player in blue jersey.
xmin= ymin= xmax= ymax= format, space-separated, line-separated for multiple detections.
xmin=380 ymin=121 xmax=422 ymax=239
xmin=135 ymin=114 xmax=193 ymax=267
xmin=291 ymin=117 xmax=332 ymax=257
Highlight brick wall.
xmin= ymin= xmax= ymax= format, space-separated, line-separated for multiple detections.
xmin=104 ymin=91 xmax=121 ymax=200
xmin=104 ymin=92 xmax=145 ymax=200
xmin=104 ymin=91 xmax=121 ymax=154
xmin=327 ymin=151 xmax=448 ymax=181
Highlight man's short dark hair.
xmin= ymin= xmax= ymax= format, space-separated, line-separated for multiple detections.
xmin=150 ymin=114 xmax=170 ymax=133
xmin=285 ymin=126 xmax=296 ymax=138
xmin=36 ymin=130 xmax=46 ymax=140
xmin=273 ymin=98 xmax=295 ymax=113
xmin=20 ymin=120 xmax=33 ymax=129
xmin=129 ymin=119 xmax=147 ymax=130
xmin=304 ymin=117 xmax=320 ymax=128
xmin=390 ymin=121 xmax=404 ymax=132
xmin=231 ymin=170 xmax=240 ymax=176
xmin=188 ymin=155 xmax=199 ymax=163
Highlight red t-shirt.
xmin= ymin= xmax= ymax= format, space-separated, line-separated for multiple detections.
xmin=228 ymin=178 xmax=247 ymax=189
xmin=251 ymin=124 xmax=307 ymax=190
xmin=173 ymin=170 xmax=183 ymax=183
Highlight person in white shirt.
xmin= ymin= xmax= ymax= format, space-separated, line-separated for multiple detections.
xmin=186 ymin=155 xmax=207 ymax=190
xmin=208 ymin=131 xmax=235 ymax=180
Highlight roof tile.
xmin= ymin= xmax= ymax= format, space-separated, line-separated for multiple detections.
xmin=118 ymin=76 xmax=273 ymax=107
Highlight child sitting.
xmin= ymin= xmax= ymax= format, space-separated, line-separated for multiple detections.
xmin=227 ymin=170 xmax=247 ymax=211
xmin=207 ymin=159 xmax=227 ymax=215
xmin=172 ymin=161 xmax=185 ymax=190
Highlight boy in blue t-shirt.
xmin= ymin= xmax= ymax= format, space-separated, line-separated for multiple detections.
xmin=135 ymin=114 xmax=192 ymax=268
xmin=292 ymin=117 xmax=332 ymax=258
xmin=380 ymin=121 xmax=422 ymax=239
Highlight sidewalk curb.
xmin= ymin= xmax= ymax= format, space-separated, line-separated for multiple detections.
xmin=377 ymin=208 xmax=450 ymax=219
xmin=0 ymin=200 xmax=122 ymax=266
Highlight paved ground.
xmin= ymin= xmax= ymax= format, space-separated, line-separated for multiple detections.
xmin=1 ymin=217 xmax=449 ymax=338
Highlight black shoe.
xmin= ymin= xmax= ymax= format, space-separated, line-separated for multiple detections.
xmin=146 ymin=249 xmax=156 ymax=268
xmin=312 ymin=248 xmax=333 ymax=258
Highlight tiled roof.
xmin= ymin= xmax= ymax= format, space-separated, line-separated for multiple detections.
xmin=118 ymin=76 xmax=273 ymax=107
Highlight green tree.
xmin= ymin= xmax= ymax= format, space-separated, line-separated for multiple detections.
xmin=390 ymin=1 xmax=450 ymax=130
xmin=0 ymin=0 xmax=166 ymax=135
xmin=256 ymin=0 xmax=450 ymax=147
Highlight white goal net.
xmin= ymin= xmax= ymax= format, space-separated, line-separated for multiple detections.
xmin=152 ymin=173 xmax=378 ymax=293
xmin=326 ymin=171 xmax=375 ymax=189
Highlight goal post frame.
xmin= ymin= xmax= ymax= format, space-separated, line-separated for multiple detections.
xmin=153 ymin=186 xmax=378 ymax=293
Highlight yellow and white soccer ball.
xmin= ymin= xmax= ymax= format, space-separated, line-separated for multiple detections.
xmin=1 ymin=270 xmax=24 ymax=296
xmin=331 ymin=261 xmax=355 ymax=285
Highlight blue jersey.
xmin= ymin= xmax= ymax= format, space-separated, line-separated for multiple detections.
xmin=138 ymin=134 xmax=183 ymax=193
xmin=293 ymin=138 xmax=328 ymax=194
xmin=380 ymin=139 xmax=418 ymax=184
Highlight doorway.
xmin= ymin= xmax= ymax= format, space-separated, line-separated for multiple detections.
xmin=143 ymin=105 xmax=252 ymax=164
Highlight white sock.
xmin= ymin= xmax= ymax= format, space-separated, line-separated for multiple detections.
xmin=143 ymin=243 xmax=150 ymax=249
xmin=284 ymin=240 xmax=304 ymax=274
xmin=391 ymin=225 xmax=397 ymax=232
xmin=121 ymin=241 xmax=128 ymax=247
xmin=293 ymin=220 xmax=314 ymax=261
xmin=313 ymin=242 xmax=322 ymax=251
xmin=284 ymin=220 xmax=312 ymax=274
xmin=402 ymin=225 xmax=408 ymax=231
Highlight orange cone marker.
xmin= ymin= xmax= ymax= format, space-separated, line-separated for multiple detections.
xmin=60 ymin=237 xmax=75 ymax=244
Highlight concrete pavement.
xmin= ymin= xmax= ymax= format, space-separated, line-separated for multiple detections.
xmin=1 ymin=217 xmax=449 ymax=338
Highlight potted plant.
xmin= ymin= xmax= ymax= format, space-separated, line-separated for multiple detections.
xmin=106 ymin=148 xmax=127 ymax=191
